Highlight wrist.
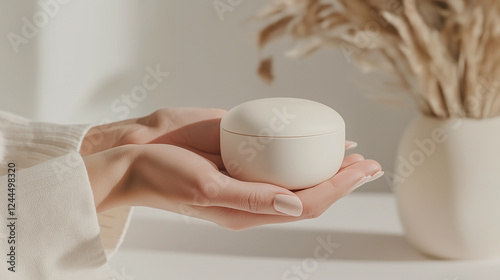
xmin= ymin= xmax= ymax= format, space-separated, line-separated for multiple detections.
xmin=80 ymin=119 xmax=142 ymax=156
xmin=83 ymin=144 xmax=139 ymax=212
xmin=80 ymin=125 xmax=111 ymax=156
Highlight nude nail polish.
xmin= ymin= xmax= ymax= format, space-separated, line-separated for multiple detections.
xmin=274 ymin=195 xmax=303 ymax=217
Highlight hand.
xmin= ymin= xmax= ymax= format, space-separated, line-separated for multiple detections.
xmin=83 ymin=143 xmax=382 ymax=230
xmin=80 ymin=108 xmax=226 ymax=168
xmin=81 ymin=108 xmax=359 ymax=169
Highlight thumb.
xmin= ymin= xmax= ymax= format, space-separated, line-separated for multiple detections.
xmin=201 ymin=172 xmax=303 ymax=216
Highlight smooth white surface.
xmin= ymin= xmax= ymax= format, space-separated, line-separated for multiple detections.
xmin=109 ymin=193 xmax=500 ymax=279
xmin=220 ymin=97 xmax=345 ymax=190
xmin=221 ymin=130 xmax=345 ymax=190
xmin=220 ymin=98 xmax=345 ymax=137
xmin=395 ymin=115 xmax=500 ymax=259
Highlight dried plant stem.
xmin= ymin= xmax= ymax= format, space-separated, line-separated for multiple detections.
xmin=256 ymin=0 xmax=500 ymax=119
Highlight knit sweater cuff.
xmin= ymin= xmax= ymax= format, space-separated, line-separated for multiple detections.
xmin=0 ymin=110 xmax=92 ymax=169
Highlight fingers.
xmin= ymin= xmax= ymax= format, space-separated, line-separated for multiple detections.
xmin=337 ymin=159 xmax=381 ymax=177
xmin=339 ymin=153 xmax=364 ymax=170
xmin=345 ymin=140 xmax=358 ymax=150
xmin=189 ymin=159 xmax=383 ymax=230
xmin=190 ymin=168 xmax=374 ymax=229
xmin=198 ymin=172 xmax=303 ymax=217
xmin=198 ymin=158 xmax=381 ymax=220
xmin=294 ymin=169 xmax=369 ymax=218
xmin=340 ymin=159 xmax=384 ymax=190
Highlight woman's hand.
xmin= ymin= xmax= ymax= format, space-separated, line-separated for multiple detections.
xmin=80 ymin=108 xmax=226 ymax=167
xmin=81 ymin=108 xmax=359 ymax=168
xmin=82 ymin=108 xmax=382 ymax=229
xmin=83 ymin=143 xmax=382 ymax=230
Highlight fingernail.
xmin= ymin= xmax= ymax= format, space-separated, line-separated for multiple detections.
xmin=346 ymin=141 xmax=358 ymax=150
xmin=352 ymin=175 xmax=371 ymax=190
xmin=369 ymin=171 xmax=384 ymax=182
xmin=274 ymin=195 xmax=303 ymax=217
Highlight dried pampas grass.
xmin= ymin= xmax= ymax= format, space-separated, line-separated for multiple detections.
xmin=256 ymin=0 xmax=500 ymax=119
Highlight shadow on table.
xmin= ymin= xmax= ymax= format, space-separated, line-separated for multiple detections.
xmin=121 ymin=218 xmax=434 ymax=262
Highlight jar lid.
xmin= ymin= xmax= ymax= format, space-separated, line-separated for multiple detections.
xmin=221 ymin=98 xmax=345 ymax=137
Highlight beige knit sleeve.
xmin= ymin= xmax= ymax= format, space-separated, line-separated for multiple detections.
xmin=0 ymin=110 xmax=132 ymax=259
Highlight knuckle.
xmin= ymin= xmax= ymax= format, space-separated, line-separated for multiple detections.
xmin=139 ymin=109 xmax=170 ymax=129
xmin=190 ymin=175 xmax=218 ymax=207
xmin=142 ymin=109 xmax=162 ymax=126
xmin=120 ymin=126 xmax=147 ymax=145
xmin=245 ymin=191 xmax=262 ymax=213
xmin=196 ymin=182 xmax=218 ymax=204
xmin=152 ymin=108 xmax=169 ymax=118
xmin=191 ymin=192 xmax=210 ymax=207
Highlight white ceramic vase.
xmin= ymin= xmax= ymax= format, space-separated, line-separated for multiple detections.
xmin=393 ymin=115 xmax=500 ymax=259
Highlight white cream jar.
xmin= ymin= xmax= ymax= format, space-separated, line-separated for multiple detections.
xmin=220 ymin=98 xmax=345 ymax=190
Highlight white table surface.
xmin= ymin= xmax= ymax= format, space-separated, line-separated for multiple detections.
xmin=109 ymin=193 xmax=500 ymax=280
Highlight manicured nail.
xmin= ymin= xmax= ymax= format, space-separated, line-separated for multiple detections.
xmin=345 ymin=141 xmax=358 ymax=150
xmin=369 ymin=171 xmax=384 ymax=182
xmin=352 ymin=175 xmax=371 ymax=190
xmin=274 ymin=195 xmax=303 ymax=217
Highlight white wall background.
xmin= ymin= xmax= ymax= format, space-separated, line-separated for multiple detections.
xmin=0 ymin=0 xmax=418 ymax=191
